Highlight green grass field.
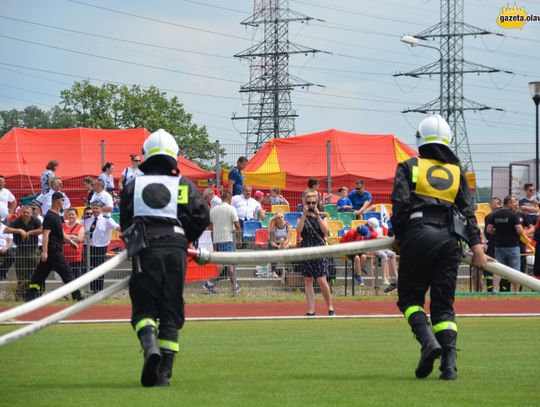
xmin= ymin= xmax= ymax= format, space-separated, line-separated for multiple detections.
xmin=1 ymin=317 xmax=538 ymax=407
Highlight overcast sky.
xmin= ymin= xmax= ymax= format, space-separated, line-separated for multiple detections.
xmin=1 ymin=0 xmax=539 ymax=153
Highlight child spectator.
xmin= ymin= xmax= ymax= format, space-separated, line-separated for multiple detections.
xmin=340 ymin=225 xmax=372 ymax=285
xmin=267 ymin=186 xmax=289 ymax=206
xmin=336 ymin=186 xmax=353 ymax=212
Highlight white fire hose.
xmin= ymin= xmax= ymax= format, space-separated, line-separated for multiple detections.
xmin=1 ymin=237 xmax=540 ymax=347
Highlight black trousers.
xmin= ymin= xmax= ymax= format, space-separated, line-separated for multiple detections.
xmin=90 ymin=246 xmax=108 ymax=292
xmin=30 ymin=248 xmax=81 ymax=299
xmin=0 ymin=249 xmax=15 ymax=279
xmin=397 ymin=221 xmax=461 ymax=325
xmin=129 ymin=245 xmax=186 ymax=343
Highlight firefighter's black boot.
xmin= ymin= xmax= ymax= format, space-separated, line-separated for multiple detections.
xmin=156 ymin=349 xmax=176 ymax=386
xmin=436 ymin=330 xmax=458 ymax=380
xmin=409 ymin=312 xmax=442 ymax=379
xmin=138 ymin=326 xmax=162 ymax=387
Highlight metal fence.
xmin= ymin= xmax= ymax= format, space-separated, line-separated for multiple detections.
xmin=1 ymin=141 xmax=536 ymax=206
xmin=0 ymin=140 xmax=538 ymax=301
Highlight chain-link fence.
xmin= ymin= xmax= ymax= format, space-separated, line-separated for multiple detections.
xmin=0 ymin=140 xmax=538 ymax=301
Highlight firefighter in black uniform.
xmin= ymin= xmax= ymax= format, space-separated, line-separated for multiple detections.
xmin=120 ymin=129 xmax=209 ymax=387
xmin=391 ymin=115 xmax=487 ymax=380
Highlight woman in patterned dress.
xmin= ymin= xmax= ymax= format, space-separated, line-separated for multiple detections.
xmin=297 ymin=191 xmax=335 ymax=316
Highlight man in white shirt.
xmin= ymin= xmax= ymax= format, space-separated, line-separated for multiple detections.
xmin=203 ymin=191 xmax=241 ymax=294
xmin=0 ymin=175 xmax=17 ymax=221
xmin=203 ymin=188 xmax=222 ymax=209
xmin=90 ymin=179 xmax=114 ymax=217
xmin=84 ymin=200 xmax=120 ymax=292
xmin=36 ymin=177 xmax=70 ymax=217
xmin=231 ymin=186 xmax=265 ymax=224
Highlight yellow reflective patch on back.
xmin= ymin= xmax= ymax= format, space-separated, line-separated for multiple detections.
xmin=415 ymin=158 xmax=460 ymax=203
xmin=177 ymin=185 xmax=188 ymax=204
xmin=411 ymin=166 xmax=418 ymax=183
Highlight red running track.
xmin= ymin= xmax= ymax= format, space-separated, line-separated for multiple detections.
xmin=2 ymin=297 xmax=540 ymax=322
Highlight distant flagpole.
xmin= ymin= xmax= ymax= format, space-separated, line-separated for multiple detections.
xmin=21 ymin=154 xmax=35 ymax=195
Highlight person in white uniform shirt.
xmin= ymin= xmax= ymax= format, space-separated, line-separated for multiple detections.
xmin=36 ymin=177 xmax=70 ymax=217
xmin=231 ymin=186 xmax=265 ymax=225
xmin=84 ymin=200 xmax=120 ymax=292
xmin=90 ymin=179 xmax=114 ymax=218
xmin=0 ymin=175 xmax=17 ymax=222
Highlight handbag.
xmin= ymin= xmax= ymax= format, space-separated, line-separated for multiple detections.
xmin=304 ymin=214 xmax=328 ymax=246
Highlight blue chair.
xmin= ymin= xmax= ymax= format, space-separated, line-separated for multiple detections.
xmin=284 ymin=212 xmax=302 ymax=229
xmin=362 ymin=212 xmax=382 ymax=222
xmin=242 ymin=221 xmax=263 ymax=239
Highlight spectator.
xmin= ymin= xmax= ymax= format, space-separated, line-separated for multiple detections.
xmin=10 ymin=205 xmax=42 ymax=300
xmin=99 ymin=162 xmax=115 ymax=194
xmin=339 ymin=225 xmax=371 ymax=286
xmin=301 ymin=178 xmax=324 ymax=211
xmin=63 ymin=207 xmax=85 ymax=279
xmin=366 ymin=217 xmax=398 ymax=292
xmin=0 ymin=175 xmax=17 ymax=222
xmin=80 ymin=207 xmax=93 ymax=275
xmin=336 ymin=186 xmax=353 ymax=212
xmin=267 ymin=186 xmax=289 ymax=206
xmin=253 ymin=190 xmax=267 ymax=220
xmin=486 ymin=196 xmax=523 ymax=293
xmin=482 ymin=197 xmax=503 ymax=292
xmin=533 ymin=215 xmax=540 ymax=278
xmin=228 ymin=156 xmax=248 ymax=196
xmin=518 ymin=183 xmax=539 ymax=224
xmin=36 ymin=177 xmax=71 ymax=217
xmin=119 ymin=154 xmax=144 ymax=193
xmin=25 ymin=192 xmax=83 ymax=302
xmin=348 ymin=179 xmax=372 ymax=218
xmin=204 ymin=191 xmax=241 ymax=294
xmin=81 ymin=177 xmax=95 ymax=206
xmin=515 ymin=201 xmax=534 ymax=290
xmin=207 ymin=178 xmax=221 ymax=198
xmin=296 ymin=191 xmax=335 ymax=316
xmin=84 ymin=200 xmax=121 ymax=293
xmin=0 ymin=226 xmax=15 ymax=281
xmin=31 ymin=200 xmax=44 ymax=252
xmin=40 ymin=160 xmax=58 ymax=194
xmin=203 ymin=188 xmax=222 ymax=209
xmin=90 ymin=179 xmax=114 ymax=218
xmin=231 ymin=186 xmax=265 ymax=225
xmin=268 ymin=212 xmax=292 ymax=276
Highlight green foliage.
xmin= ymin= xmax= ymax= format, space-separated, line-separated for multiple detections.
xmin=0 ymin=80 xmax=222 ymax=165
xmin=0 ymin=317 xmax=538 ymax=406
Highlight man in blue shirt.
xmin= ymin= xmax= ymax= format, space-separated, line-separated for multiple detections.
xmin=348 ymin=180 xmax=372 ymax=217
xmin=228 ymin=156 xmax=248 ymax=196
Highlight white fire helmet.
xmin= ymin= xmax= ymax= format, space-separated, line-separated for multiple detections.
xmin=142 ymin=129 xmax=179 ymax=161
xmin=415 ymin=114 xmax=453 ymax=149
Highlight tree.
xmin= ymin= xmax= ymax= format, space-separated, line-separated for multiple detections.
xmin=59 ymin=81 xmax=218 ymax=163
xmin=22 ymin=106 xmax=51 ymax=129
xmin=0 ymin=109 xmax=23 ymax=135
xmin=0 ymin=81 xmax=221 ymax=166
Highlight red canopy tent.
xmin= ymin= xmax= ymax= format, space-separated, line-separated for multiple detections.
xmin=228 ymin=129 xmax=417 ymax=205
xmin=0 ymin=128 xmax=214 ymax=200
